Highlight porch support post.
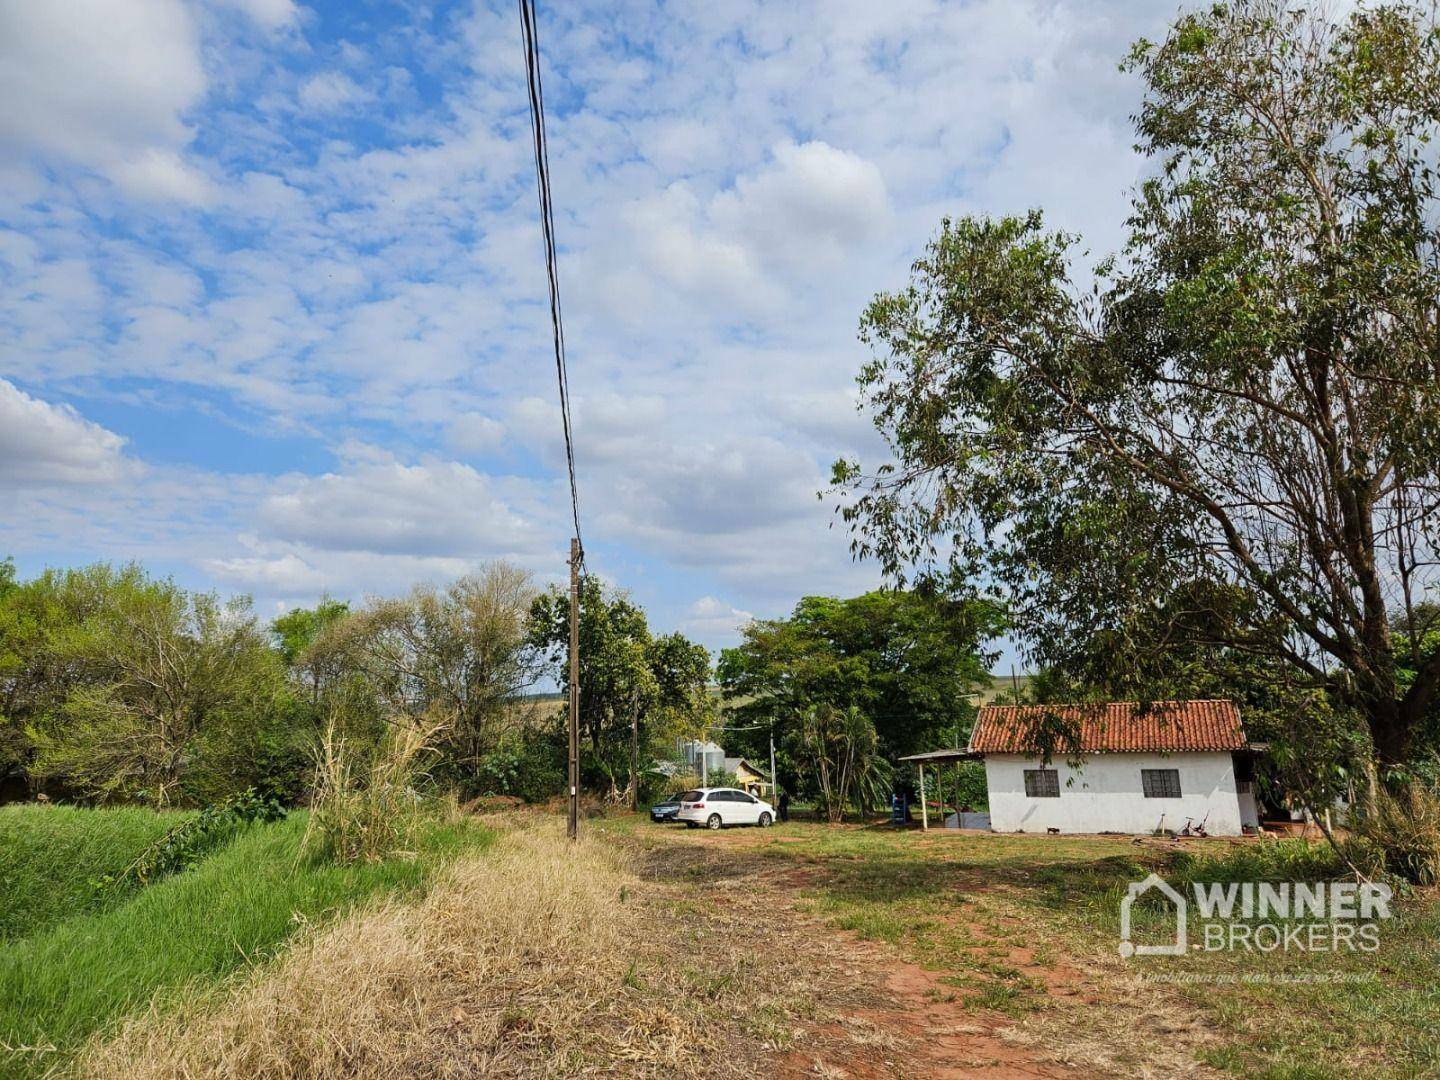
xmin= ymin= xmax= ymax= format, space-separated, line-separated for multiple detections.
xmin=918 ymin=764 xmax=928 ymax=831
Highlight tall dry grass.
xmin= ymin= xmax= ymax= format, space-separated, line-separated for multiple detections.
xmin=77 ymin=819 xmax=743 ymax=1079
xmin=302 ymin=717 xmax=439 ymax=864
xmin=1347 ymin=781 xmax=1440 ymax=885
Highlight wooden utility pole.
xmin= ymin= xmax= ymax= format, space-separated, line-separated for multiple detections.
xmin=629 ymin=691 xmax=640 ymax=813
xmin=567 ymin=537 xmax=581 ymax=841
xmin=769 ymin=725 xmax=777 ymax=806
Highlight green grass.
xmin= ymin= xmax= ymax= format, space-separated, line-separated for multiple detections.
xmin=0 ymin=810 xmax=492 ymax=1079
xmin=0 ymin=804 xmax=189 ymax=941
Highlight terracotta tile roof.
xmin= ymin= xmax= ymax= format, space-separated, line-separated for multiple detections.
xmin=968 ymin=700 xmax=1245 ymax=754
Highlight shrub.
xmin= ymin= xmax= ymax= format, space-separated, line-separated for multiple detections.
xmin=470 ymin=729 xmax=565 ymax=803
xmin=103 ymin=790 xmax=286 ymax=893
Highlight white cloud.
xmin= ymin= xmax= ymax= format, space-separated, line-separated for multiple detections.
xmin=681 ymin=596 xmax=755 ymax=641
xmin=0 ymin=0 xmax=1180 ymax=641
xmin=448 ymin=413 xmax=506 ymax=454
xmin=257 ymin=449 xmax=553 ymax=560
xmin=297 ymin=72 xmax=371 ymax=114
xmin=0 ymin=379 xmax=133 ymax=488
xmin=108 ymin=148 xmax=217 ymax=205
xmin=0 ymin=0 xmax=209 ymax=200
xmin=215 ymin=0 xmax=299 ymax=32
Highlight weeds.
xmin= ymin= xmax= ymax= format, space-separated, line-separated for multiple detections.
xmin=1170 ymin=838 xmax=1345 ymax=889
xmin=100 ymin=789 xmax=286 ymax=892
xmin=0 ymin=813 xmax=488 ymax=1079
xmin=80 ymin=820 xmax=765 ymax=1079
xmin=1346 ymin=783 xmax=1440 ymax=886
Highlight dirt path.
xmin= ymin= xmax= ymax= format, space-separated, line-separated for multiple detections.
xmin=633 ymin=824 xmax=1223 ymax=1079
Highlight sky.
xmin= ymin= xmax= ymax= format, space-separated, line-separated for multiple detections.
xmin=0 ymin=0 xmax=1179 ymax=662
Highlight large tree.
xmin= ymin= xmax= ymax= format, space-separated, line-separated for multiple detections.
xmin=308 ymin=564 xmax=539 ymax=778
xmin=835 ymin=0 xmax=1440 ymax=768
xmin=717 ymin=590 xmax=1001 ymax=762
xmin=528 ymin=575 xmax=712 ymax=792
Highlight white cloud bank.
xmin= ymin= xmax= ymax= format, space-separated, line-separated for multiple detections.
xmin=0 ymin=0 xmax=214 ymax=202
xmin=0 ymin=379 xmax=133 ymax=488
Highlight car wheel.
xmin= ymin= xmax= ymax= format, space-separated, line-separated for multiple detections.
xmin=706 ymin=813 xmax=723 ymax=830
xmin=758 ymin=812 xmax=773 ymax=828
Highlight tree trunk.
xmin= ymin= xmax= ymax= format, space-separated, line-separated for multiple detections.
xmin=1367 ymin=697 xmax=1411 ymax=771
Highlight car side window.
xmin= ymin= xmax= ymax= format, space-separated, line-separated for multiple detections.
xmin=741 ymin=793 xmax=758 ymax=804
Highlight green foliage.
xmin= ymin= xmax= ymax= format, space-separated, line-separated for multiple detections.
xmin=791 ymin=704 xmax=891 ymax=822
xmin=0 ymin=811 xmax=490 ymax=1079
xmin=101 ymin=789 xmax=286 ymax=892
xmin=1169 ymin=839 xmax=1345 ymax=890
xmin=529 ymin=575 xmax=712 ymax=796
xmin=0 ymin=563 xmax=142 ymax=785
xmin=839 ymin=0 xmax=1440 ymax=773
xmin=472 ymin=726 xmax=566 ymax=802
xmin=23 ymin=569 xmax=288 ymax=807
xmin=271 ymin=597 xmax=349 ymax=665
xmin=718 ymin=590 xmax=1000 ymax=771
xmin=305 ymin=564 xmax=538 ymax=782
xmin=947 ymin=760 xmax=988 ymax=811
xmin=0 ymin=804 xmax=181 ymax=941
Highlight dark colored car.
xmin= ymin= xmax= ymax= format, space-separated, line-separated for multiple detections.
xmin=650 ymin=793 xmax=684 ymax=822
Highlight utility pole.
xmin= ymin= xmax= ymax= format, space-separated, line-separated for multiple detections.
xmin=567 ymin=537 xmax=581 ymax=841
xmin=769 ymin=724 xmax=777 ymax=806
xmin=629 ymin=691 xmax=640 ymax=813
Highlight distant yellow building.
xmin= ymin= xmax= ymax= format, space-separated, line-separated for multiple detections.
xmin=726 ymin=757 xmax=773 ymax=799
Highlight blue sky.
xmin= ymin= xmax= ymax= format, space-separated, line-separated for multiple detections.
xmin=0 ymin=0 xmax=1175 ymax=659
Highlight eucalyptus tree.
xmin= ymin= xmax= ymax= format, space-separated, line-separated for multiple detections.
xmin=835 ymin=0 xmax=1440 ymax=768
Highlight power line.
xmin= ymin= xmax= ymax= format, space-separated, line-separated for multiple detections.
xmin=517 ymin=0 xmax=582 ymax=550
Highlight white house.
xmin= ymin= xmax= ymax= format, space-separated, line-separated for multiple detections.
xmin=969 ymin=700 xmax=1262 ymax=836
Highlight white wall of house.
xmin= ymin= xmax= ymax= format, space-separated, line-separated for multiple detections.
xmin=983 ymin=751 xmax=1256 ymax=836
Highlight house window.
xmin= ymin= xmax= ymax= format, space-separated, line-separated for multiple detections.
xmin=1142 ymin=768 xmax=1182 ymax=798
xmin=1024 ymin=768 xmax=1059 ymax=798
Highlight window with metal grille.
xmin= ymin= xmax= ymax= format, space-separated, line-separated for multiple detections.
xmin=1142 ymin=768 xmax=1182 ymax=798
xmin=1023 ymin=768 xmax=1059 ymax=798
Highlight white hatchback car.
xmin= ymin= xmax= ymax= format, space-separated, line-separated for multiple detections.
xmin=674 ymin=787 xmax=776 ymax=830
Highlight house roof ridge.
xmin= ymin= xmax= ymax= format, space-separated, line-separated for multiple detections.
xmin=969 ymin=699 xmax=1245 ymax=754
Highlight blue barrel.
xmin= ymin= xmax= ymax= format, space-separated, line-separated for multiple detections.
xmin=890 ymin=793 xmax=908 ymax=824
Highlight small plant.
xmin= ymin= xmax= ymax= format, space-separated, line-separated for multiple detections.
xmin=303 ymin=716 xmax=440 ymax=864
xmin=96 ymin=789 xmax=286 ymax=895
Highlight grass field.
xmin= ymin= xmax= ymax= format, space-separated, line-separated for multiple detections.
xmin=0 ymin=804 xmax=187 ymax=941
xmin=0 ymin=806 xmax=492 ymax=1080
xmin=14 ymin=806 xmax=1433 ymax=1078
xmin=603 ymin=815 xmax=1440 ymax=1077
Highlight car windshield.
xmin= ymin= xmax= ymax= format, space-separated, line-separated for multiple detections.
xmin=678 ymin=790 xmax=703 ymax=802
xmin=660 ymin=793 xmax=682 ymax=803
